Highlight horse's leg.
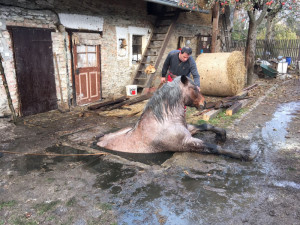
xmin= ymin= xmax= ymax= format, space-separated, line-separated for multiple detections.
xmin=187 ymin=124 xmax=226 ymax=143
xmin=183 ymin=137 xmax=252 ymax=160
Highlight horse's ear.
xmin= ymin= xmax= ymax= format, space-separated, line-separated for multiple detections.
xmin=180 ymin=75 xmax=188 ymax=85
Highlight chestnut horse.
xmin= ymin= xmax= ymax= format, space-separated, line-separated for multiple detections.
xmin=98 ymin=76 xmax=251 ymax=160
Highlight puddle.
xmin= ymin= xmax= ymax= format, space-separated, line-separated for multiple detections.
xmin=249 ymin=101 xmax=300 ymax=175
xmin=85 ymin=159 xmax=137 ymax=190
xmin=92 ymin=141 xmax=174 ymax=165
xmin=271 ymin=180 xmax=300 ymax=190
xmin=261 ymin=101 xmax=300 ymax=148
xmin=13 ymin=145 xmax=98 ymax=175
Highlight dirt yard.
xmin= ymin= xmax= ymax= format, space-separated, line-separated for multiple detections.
xmin=0 ymin=73 xmax=300 ymax=225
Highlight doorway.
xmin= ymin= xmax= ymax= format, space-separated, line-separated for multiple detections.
xmin=73 ymin=45 xmax=101 ymax=105
xmin=10 ymin=27 xmax=58 ymax=116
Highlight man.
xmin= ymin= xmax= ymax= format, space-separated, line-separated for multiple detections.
xmin=161 ymin=46 xmax=200 ymax=89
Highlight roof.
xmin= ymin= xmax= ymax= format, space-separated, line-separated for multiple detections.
xmin=145 ymin=0 xmax=210 ymax=14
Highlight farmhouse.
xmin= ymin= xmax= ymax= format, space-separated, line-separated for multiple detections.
xmin=0 ymin=0 xmax=222 ymax=117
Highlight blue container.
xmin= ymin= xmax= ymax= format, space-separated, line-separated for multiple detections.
xmin=286 ymin=57 xmax=292 ymax=65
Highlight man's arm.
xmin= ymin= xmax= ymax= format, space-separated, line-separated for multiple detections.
xmin=161 ymin=52 xmax=172 ymax=77
xmin=189 ymin=57 xmax=200 ymax=87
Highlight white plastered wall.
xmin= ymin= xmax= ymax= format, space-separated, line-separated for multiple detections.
xmin=128 ymin=26 xmax=151 ymax=66
xmin=116 ymin=27 xmax=129 ymax=60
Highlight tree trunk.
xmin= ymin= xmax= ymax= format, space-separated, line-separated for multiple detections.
xmin=245 ymin=19 xmax=257 ymax=85
xmin=265 ymin=16 xmax=275 ymax=40
xmin=263 ymin=15 xmax=276 ymax=60
xmin=211 ymin=3 xmax=219 ymax=53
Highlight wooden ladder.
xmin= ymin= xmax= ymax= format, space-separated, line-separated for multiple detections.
xmin=131 ymin=10 xmax=180 ymax=94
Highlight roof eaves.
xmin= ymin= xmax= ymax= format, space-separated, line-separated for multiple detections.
xmin=145 ymin=0 xmax=210 ymax=14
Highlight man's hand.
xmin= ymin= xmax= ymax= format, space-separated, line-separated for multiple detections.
xmin=197 ymin=86 xmax=201 ymax=92
xmin=161 ymin=77 xmax=166 ymax=84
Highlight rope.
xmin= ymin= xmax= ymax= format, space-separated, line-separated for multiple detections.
xmin=0 ymin=150 xmax=107 ymax=157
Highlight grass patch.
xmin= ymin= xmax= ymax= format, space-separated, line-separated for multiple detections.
xmin=98 ymin=203 xmax=113 ymax=211
xmin=34 ymin=200 xmax=60 ymax=215
xmin=46 ymin=216 xmax=56 ymax=221
xmin=46 ymin=178 xmax=55 ymax=183
xmin=8 ymin=216 xmax=38 ymax=225
xmin=0 ymin=200 xmax=17 ymax=210
xmin=186 ymin=107 xmax=248 ymax=128
xmin=287 ymin=167 xmax=296 ymax=172
xmin=66 ymin=197 xmax=77 ymax=207
xmin=209 ymin=108 xmax=247 ymax=127
xmin=195 ymin=108 xmax=248 ymax=127
xmin=185 ymin=107 xmax=198 ymax=117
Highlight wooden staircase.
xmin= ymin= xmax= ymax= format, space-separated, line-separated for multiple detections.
xmin=132 ymin=10 xmax=180 ymax=93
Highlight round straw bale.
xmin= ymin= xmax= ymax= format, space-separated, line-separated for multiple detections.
xmin=196 ymin=51 xmax=246 ymax=96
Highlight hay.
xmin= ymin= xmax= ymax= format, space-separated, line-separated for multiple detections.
xmin=97 ymin=101 xmax=147 ymax=117
xmin=196 ymin=51 xmax=246 ymax=97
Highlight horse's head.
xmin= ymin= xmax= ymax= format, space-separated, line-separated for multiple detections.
xmin=180 ymin=75 xmax=206 ymax=110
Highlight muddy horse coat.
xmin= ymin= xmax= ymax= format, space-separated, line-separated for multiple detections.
xmin=98 ymin=76 xmax=251 ymax=160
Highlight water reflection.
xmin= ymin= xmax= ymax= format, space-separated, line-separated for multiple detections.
xmin=261 ymin=101 xmax=300 ymax=148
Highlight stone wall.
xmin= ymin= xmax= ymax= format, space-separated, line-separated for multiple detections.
xmin=0 ymin=6 xmax=58 ymax=116
xmin=0 ymin=0 xmax=212 ymax=116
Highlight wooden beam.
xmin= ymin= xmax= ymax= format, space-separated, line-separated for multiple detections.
xmin=223 ymin=90 xmax=248 ymax=102
xmin=203 ymin=109 xmax=222 ymax=121
xmin=242 ymin=83 xmax=258 ymax=92
xmin=88 ymin=96 xmax=128 ymax=110
xmin=102 ymin=94 xmax=152 ymax=111
xmin=239 ymin=99 xmax=250 ymax=108
xmin=226 ymin=101 xmax=242 ymax=116
xmin=0 ymin=54 xmax=17 ymax=123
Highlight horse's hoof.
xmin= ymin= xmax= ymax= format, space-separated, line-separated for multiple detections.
xmin=215 ymin=131 xmax=226 ymax=143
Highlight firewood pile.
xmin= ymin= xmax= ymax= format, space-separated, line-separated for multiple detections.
xmin=88 ymin=94 xmax=153 ymax=117
xmin=195 ymin=84 xmax=258 ymax=121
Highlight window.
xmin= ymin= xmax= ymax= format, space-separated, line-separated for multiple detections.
xmin=197 ymin=35 xmax=212 ymax=54
xmin=76 ymin=45 xmax=97 ymax=68
xmin=132 ymin=35 xmax=142 ymax=63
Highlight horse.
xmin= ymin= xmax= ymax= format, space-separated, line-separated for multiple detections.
xmin=98 ymin=76 xmax=251 ymax=160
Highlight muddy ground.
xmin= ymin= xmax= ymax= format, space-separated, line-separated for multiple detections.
xmin=0 ymin=74 xmax=300 ymax=225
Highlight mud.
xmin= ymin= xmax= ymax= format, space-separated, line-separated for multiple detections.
xmin=0 ymin=76 xmax=300 ymax=225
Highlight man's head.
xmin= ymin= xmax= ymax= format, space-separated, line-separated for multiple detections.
xmin=179 ymin=46 xmax=192 ymax=62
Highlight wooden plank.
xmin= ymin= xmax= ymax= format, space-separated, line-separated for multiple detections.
xmin=224 ymin=90 xmax=248 ymax=102
xmin=0 ymin=54 xmax=17 ymax=122
xmin=203 ymin=109 xmax=221 ymax=121
xmin=239 ymin=99 xmax=250 ymax=108
xmin=243 ymin=83 xmax=258 ymax=91
xmin=88 ymin=96 xmax=128 ymax=110
xmin=226 ymin=101 xmax=242 ymax=116
xmin=103 ymin=94 xmax=152 ymax=111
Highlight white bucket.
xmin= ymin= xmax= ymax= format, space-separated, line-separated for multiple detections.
xmin=126 ymin=85 xmax=137 ymax=96
xmin=277 ymin=62 xmax=288 ymax=74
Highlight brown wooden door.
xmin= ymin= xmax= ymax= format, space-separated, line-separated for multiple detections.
xmin=10 ymin=27 xmax=58 ymax=116
xmin=73 ymin=45 xmax=101 ymax=105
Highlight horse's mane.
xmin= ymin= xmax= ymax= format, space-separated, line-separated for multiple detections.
xmin=140 ymin=76 xmax=185 ymax=122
